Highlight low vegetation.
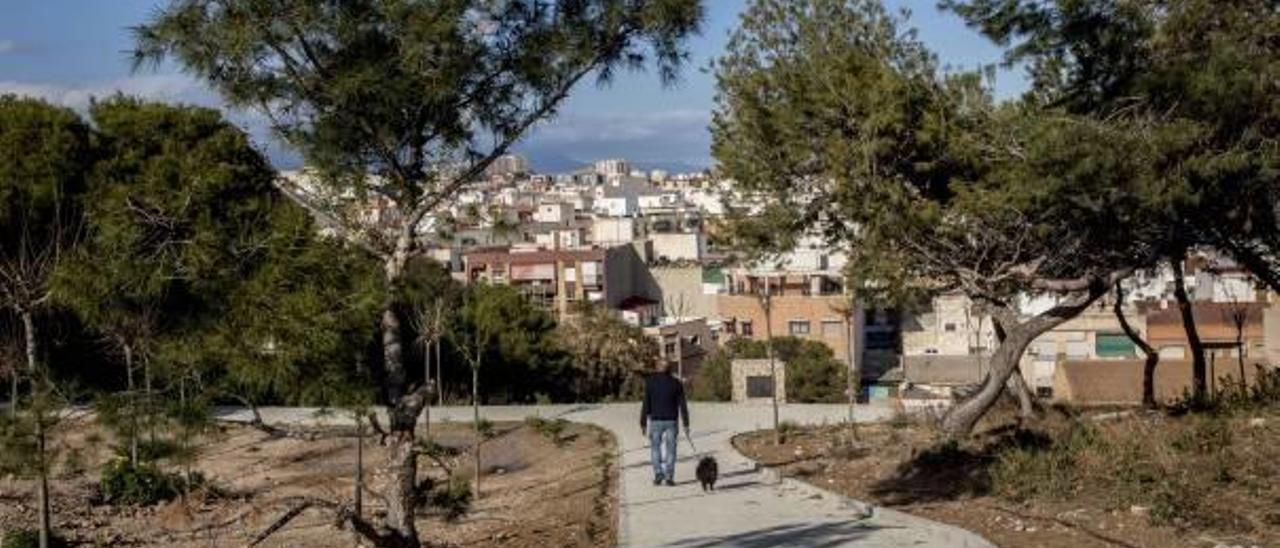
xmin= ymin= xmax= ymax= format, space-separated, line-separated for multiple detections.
xmin=0 ymin=418 xmax=618 ymax=547
xmin=738 ymin=374 xmax=1280 ymax=548
xmin=690 ymin=337 xmax=848 ymax=402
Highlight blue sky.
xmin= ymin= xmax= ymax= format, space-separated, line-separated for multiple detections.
xmin=0 ymin=1 xmax=1027 ymax=173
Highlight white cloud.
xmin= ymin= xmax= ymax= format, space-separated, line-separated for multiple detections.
xmin=0 ymin=75 xmax=299 ymax=166
xmin=0 ymin=74 xmax=213 ymax=112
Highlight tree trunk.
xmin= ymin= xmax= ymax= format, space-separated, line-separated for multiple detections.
xmin=942 ymin=285 xmax=1109 ymax=437
xmin=435 ymin=341 xmax=443 ymax=407
xmin=355 ymin=414 xmax=364 ymax=524
xmin=36 ymin=410 xmax=51 ymax=548
xmin=144 ymin=355 xmax=154 ymax=445
xmin=123 ymin=341 xmax=138 ymax=467
xmin=472 ymin=364 xmax=481 ymax=500
xmin=1113 ymin=284 xmax=1160 ymax=408
xmin=423 ymin=341 xmax=432 ymax=440
xmin=382 ymin=430 xmax=419 ymax=548
xmin=1005 ymin=369 xmax=1036 ymax=419
xmin=8 ymin=364 xmax=16 ymax=419
xmin=1236 ymin=327 xmax=1246 ymax=390
xmin=762 ymin=280 xmax=779 ymax=444
xmin=845 ymin=303 xmax=859 ymax=426
xmin=991 ymin=319 xmax=1036 ymax=420
xmin=21 ymin=309 xmax=37 ymax=375
xmin=1170 ymin=256 xmax=1207 ymax=402
xmin=375 ymin=234 xmax=425 ymax=548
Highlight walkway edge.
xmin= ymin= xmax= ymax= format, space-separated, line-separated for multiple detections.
xmin=729 ymin=439 xmax=998 ymax=548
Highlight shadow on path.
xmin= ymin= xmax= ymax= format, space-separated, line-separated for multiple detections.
xmin=622 ymin=480 xmax=765 ymax=508
xmin=663 ymin=520 xmax=896 ymax=548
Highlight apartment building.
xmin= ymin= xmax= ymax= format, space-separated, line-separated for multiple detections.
xmin=717 ymin=268 xmax=862 ymax=364
xmin=461 ymin=243 xmax=656 ymax=317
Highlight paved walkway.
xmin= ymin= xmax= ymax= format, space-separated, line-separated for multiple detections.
xmin=224 ymin=404 xmax=993 ymax=548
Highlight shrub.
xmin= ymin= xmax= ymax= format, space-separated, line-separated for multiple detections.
xmin=705 ymin=337 xmax=848 ymax=402
xmin=427 ymin=475 xmax=472 ymax=521
xmin=525 ymin=417 xmax=571 ymax=447
xmin=688 ymin=353 xmax=731 ymax=401
xmin=99 ymin=459 xmax=183 ymax=505
xmin=2 ymin=528 xmax=67 ymax=548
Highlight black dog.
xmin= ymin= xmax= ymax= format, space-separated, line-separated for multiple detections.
xmin=696 ymin=456 xmax=719 ymax=491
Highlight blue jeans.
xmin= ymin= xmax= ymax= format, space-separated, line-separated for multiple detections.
xmin=648 ymin=420 xmax=678 ymax=480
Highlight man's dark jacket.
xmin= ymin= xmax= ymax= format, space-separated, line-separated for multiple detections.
xmin=640 ymin=373 xmax=689 ymax=428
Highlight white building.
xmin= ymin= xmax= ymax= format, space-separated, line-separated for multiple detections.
xmin=649 ymin=232 xmax=705 ymax=263
xmin=592 ymin=217 xmax=644 ymax=246
xmin=533 ymin=202 xmax=574 ymax=225
xmin=593 ymin=158 xmax=631 ymax=177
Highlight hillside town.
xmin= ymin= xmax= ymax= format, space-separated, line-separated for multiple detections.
xmin=287 ymin=154 xmax=1280 ymax=410
xmin=4 ymin=1 xmax=1280 ymax=547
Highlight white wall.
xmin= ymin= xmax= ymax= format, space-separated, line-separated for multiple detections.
xmin=650 ymin=232 xmax=705 ymax=262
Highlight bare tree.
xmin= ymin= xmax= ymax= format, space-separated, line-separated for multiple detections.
xmin=1221 ymin=286 xmax=1253 ymax=390
xmin=452 ymin=304 xmax=493 ymax=500
xmin=413 ymin=299 xmax=446 ymax=439
xmin=662 ymin=292 xmax=693 ymax=379
xmin=753 ymin=273 xmax=781 ymax=444
xmin=829 ymin=292 xmax=860 ymax=428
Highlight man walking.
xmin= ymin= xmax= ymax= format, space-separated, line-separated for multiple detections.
xmin=641 ymin=363 xmax=689 ymax=486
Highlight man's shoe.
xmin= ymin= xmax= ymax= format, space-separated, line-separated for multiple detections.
xmin=653 ymin=476 xmax=663 ymax=486
xmin=664 ymin=478 xmax=675 ymax=487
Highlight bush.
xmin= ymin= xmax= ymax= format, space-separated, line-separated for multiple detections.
xmin=525 ymin=417 xmax=571 ymax=447
xmin=427 ymin=475 xmax=472 ymax=521
xmin=2 ymin=529 xmax=67 ymax=548
xmin=99 ymin=459 xmax=183 ymax=505
xmin=705 ymin=337 xmax=848 ymax=402
xmin=689 ymin=353 xmax=731 ymax=401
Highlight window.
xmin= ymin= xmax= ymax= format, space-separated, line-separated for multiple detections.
xmin=1095 ymin=333 xmax=1136 ymax=358
xmin=821 ymin=320 xmax=843 ymax=337
xmin=943 ymin=322 xmax=957 ymax=333
xmin=788 ymin=320 xmax=811 ymax=336
xmin=664 ymin=342 xmax=677 ymax=356
xmin=741 ymin=321 xmax=754 ymax=337
xmin=746 ymin=376 xmax=774 ymax=398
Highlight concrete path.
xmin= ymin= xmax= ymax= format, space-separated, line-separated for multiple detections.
xmin=224 ymin=404 xmax=993 ymax=548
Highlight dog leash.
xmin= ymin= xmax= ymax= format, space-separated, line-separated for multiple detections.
xmin=684 ymin=429 xmax=699 ymax=456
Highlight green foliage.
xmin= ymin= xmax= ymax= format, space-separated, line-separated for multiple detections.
xmin=475 ymin=418 xmax=496 ymax=441
xmin=453 ymin=284 xmax=565 ymax=403
xmin=556 ymin=303 xmax=658 ymax=401
xmin=720 ymin=337 xmax=847 ymax=403
xmin=776 ymin=420 xmax=800 ymax=437
xmin=2 ymin=528 xmax=67 ymax=548
xmin=688 ymin=351 xmax=731 ymax=401
xmin=943 ymin=0 xmax=1280 ymax=290
xmin=0 ymin=94 xmax=92 ymax=258
xmin=43 ymin=97 xmax=382 ymax=407
xmin=525 ymin=416 xmax=571 ymax=447
xmin=426 ymin=475 xmax=472 ymax=522
xmin=133 ymin=1 xmax=704 ymax=193
xmin=98 ymin=459 xmax=183 ymax=506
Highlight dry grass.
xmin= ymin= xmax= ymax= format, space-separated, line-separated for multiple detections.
xmin=0 ymin=418 xmax=619 ymax=547
xmin=736 ymin=396 xmax=1280 ymax=548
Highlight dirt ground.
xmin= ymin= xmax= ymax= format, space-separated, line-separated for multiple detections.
xmin=735 ymin=409 xmax=1278 ymax=548
xmin=0 ymin=416 xmax=618 ymax=547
